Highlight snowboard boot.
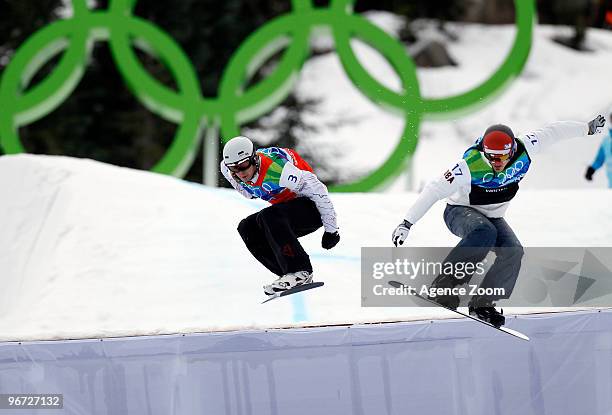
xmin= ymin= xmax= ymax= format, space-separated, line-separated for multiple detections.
xmin=469 ymin=296 xmax=505 ymax=328
xmin=264 ymin=271 xmax=313 ymax=296
xmin=428 ymin=273 xmax=462 ymax=310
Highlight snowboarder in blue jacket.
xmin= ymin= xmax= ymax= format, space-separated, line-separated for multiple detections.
xmin=585 ymin=110 xmax=612 ymax=188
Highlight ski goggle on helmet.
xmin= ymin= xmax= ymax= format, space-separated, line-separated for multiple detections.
xmin=223 ymin=136 xmax=257 ymax=173
xmin=481 ymin=124 xmax=516 ymax=163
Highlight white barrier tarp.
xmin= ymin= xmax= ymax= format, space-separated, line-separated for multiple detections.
xmin=1 ymin=310 xmax=611 ymax=415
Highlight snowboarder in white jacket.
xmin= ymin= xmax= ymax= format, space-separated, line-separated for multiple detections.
xmin=392 ymin=115 xmax=606 ymax=327
xmin=221 ymin=136 xmax=340 ymax=296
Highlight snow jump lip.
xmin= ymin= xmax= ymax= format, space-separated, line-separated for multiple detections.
xmin=0 ymin=308 xmax=602 ymax=343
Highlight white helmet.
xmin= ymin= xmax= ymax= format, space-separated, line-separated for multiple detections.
xmin=223 ymin=136 xmax=255 ymax=166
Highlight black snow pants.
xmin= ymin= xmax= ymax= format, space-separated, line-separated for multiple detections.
xmin=237 ymin=197 xmax=323 ymax=277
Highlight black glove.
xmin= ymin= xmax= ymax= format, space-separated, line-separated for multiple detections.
xmin=322 ymin=231 xmax=340 ymax=249
xmin=588 ymin=115 xmax=605 ymax=135
xmin=585 ymin=166 xmax=595 ymax=181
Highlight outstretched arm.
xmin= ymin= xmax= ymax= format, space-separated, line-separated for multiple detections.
xmin=392 ymin=161 xmax=470 ymax=246
xmin=404 ymin=161 xmax=471 ymax=225
xmin=521 ymin=116 xmax=604 ymax=156
xmin=219 ymin=161 xmax=255 ymax=199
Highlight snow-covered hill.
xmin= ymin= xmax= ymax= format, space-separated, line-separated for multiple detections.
xmin=0 ymin=155 xmax=610 ymax=341
xmin=250 ymin=14 xmax=612 ymax=190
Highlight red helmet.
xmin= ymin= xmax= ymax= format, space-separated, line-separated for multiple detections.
xmin=482 ymin=124 xmax=515 ymax=158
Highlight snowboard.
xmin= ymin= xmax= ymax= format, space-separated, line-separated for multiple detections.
xmin=262 ymin=282 xmax=324 ymax=304
xmin=388 ymin=280 xmax=529 ymax=341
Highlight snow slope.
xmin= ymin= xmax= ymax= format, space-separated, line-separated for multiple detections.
xmin=256 ymin=15 xmax=612 ymax=190
xmin=0 ymin=155 xmax=610 ymax=341
xmin=2 ymin=16 xmax=612 ymax=342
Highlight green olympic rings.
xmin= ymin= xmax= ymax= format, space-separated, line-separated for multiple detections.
xmin=0 ymin=0 xmax=535 ymax=191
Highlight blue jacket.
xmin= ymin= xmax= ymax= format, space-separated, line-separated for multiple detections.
xmin=591 ymin=129 xmax=612 ymax=187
